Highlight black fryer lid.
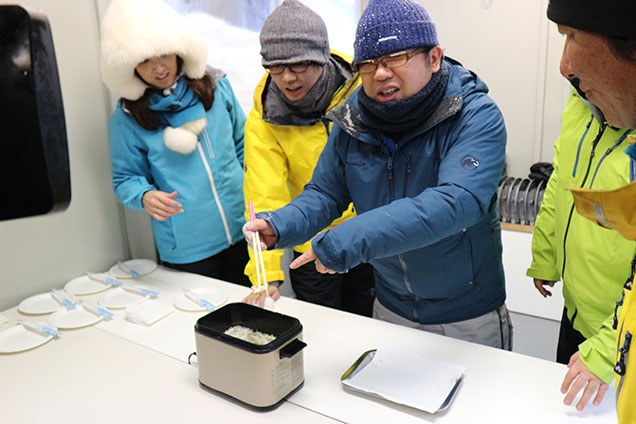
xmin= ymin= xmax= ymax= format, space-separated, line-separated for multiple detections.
xmin=195 ymin=302 xmax=303 ymax=354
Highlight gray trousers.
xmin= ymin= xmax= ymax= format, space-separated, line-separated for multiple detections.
xmin=373 ymin=299 xmax=513 ymax=351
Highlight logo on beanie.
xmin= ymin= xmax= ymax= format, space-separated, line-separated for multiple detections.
xmin=460 ymin=155 xmax=480 ymax=170
xmin=378 ymin=35 xmax=398 ymax=43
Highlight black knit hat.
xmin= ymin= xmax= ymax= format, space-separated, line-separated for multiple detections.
xmin=547 ymin=0 xmax=636 ymax=38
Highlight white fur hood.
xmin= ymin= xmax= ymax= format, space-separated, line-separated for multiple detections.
xmin=100 ymin=0 xmax=208 ymax=101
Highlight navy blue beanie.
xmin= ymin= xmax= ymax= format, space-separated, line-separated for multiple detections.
xmin=354 ymin=0 xmax=439 ymax=64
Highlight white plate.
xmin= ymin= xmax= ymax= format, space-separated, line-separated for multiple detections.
xmin=108 ymin=259 xmax=157 ymax=279
xmin=98 ymin=287 xmax=148 ymax=309
xmin=64 ymin=275 xmax=110 ymax=296
xmin=173 ymin=287 xmax=227 ymax=312
xmin=18 ymin=293 xmax=60 ymax=315
xmin=48 ymin=306 xmax=104 ymax=329
xmin=0 ymin=324 xmax=53 ymax=353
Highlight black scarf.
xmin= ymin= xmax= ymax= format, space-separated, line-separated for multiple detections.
xmin=271 ymin=58 xmax=344 ymax=119
xmin=357 ymin=60 xmax=450 ymax=140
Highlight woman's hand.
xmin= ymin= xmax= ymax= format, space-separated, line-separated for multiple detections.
xmin=142 ymin=190 xmax=183 ymax=221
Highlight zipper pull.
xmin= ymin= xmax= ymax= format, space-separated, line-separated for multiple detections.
xmin=614 ymin=332 xmax=632 ymax=376
xmin=387 ymin=157 xmax=393 ymax=180
xmin=613 ymin=289 xmax=626 ymax=329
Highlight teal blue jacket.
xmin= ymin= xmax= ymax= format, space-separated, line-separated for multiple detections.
xmin=108 ymin=76 xmax=246 ymax=264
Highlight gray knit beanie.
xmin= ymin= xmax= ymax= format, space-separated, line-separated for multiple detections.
xmin=260 ymin=0 xmax=330 ymax=67
xmin=354 ymin=0 xmax=439 ymax=64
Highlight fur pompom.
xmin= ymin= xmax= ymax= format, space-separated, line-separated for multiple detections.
xmin=164 ymin=127 xmax=198 ymax=154
xmin=163 ymin=118 xmax=207 ymax=154
xmin=181 ymin=117 xmax=207 ymax=134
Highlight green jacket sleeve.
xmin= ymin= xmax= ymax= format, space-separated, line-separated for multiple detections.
xmin=579 ymin=310 xmax=619 ymax=383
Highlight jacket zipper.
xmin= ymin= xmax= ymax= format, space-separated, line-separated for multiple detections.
xmin=387 ymin=156 xmax=394 ymax=199
xmin=403 ymin=155 xmax=412 ymax=198
xmin=615 ymin=322 xmax=625 ymax=406
xmin=561 ymin=121 xmax=606 ymax=282
xmin=202 ymin=127 xmax=215 ymax=158
xmin=197 ymin=131 xmax=232 ymax=246
xmin=589 ymin=130 xmax=633 ymax=187
xmin=384 ymin=145 xmax=416 ymax=303
xmin=571 ymin=118 xmax=593 ymax=178
xmin=615 ymin=328 xmax=631 ymax=407
xmin=616 ymin=256 xmax=636 ymax=406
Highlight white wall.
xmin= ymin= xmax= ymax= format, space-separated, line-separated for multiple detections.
xmin=0 ymin=0 xmax=127 ymax=311
xmin=502 ymin=230 xmax=563 ymax=321
xmin=419 ymin=0 xmax=569 ymax=177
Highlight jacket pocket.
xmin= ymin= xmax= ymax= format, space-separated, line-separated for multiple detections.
xmin=404 ymin=232 xmax=474 ymax=300
xmin=401 ymin=153 xmax=439 ymax=198
xmin=152 ymin=216 xmax=178 ymax=255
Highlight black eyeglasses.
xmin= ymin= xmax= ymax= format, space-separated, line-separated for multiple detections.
xmin=265 ymin=61 xmax=317 ymax=75
xmin=353 ymin=48 xmax=427 ymax=74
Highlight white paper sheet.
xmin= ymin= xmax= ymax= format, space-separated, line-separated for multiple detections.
xmin=342 ymin=344 xmax=465 ymax=413
xmin=125 ymin=299 xmax=173 ymax=326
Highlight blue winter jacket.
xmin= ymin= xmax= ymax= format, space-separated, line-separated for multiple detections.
xmin=108 ymin=74 xmax=246 ymax=264
xmin=263 ymin=58 xmax=507 ymax=324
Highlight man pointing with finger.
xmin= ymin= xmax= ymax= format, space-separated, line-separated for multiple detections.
xmin=245 ymin=0 xmax=512 ymax=349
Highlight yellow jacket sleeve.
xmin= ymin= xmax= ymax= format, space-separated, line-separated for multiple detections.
xmin=243 ymin=105 xmax=291 ymax=285
xmin=243 ymin=55 xmax=360 ymax=287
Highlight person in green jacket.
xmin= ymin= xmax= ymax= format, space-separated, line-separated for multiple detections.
xmin=527 ymin=0 xmax=636 ymax=412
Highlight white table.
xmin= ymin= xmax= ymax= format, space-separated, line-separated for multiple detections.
xmin=0 ymin=267 xmax=617 ymax=423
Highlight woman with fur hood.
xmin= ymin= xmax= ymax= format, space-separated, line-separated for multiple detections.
xmin=100 ymin=0 xmax=250 ymax=285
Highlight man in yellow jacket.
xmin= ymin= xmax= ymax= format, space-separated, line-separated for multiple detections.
xmin=242 ymin=0 xmax=375 ymax=312
xmin=539 ymin=0 xmax=636 ymax=417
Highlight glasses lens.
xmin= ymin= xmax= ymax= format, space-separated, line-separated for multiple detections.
xmin=267 ymin=65 xmax=284 ymax=75
xmin=383 ymin=53 xmax=408 ymax=69
xmin=267 ymin=62 xmax=313 ymax=74
xmin=290 ymin=62 xmax=310 ymax=73
xmin=356 ymin=62 xmax=377 ymax=74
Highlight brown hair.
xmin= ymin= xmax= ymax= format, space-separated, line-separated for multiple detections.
xmin=606 ymin=36 xmax=636 ymax=63
xmin=122 ymin=57 xmax=215 ymax=131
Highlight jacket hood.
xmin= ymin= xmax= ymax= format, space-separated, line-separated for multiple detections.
xmin=100 ymin=0 xmax=208 ymax=101
xmin=329 ymin=57 xmax=487 ymax=141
